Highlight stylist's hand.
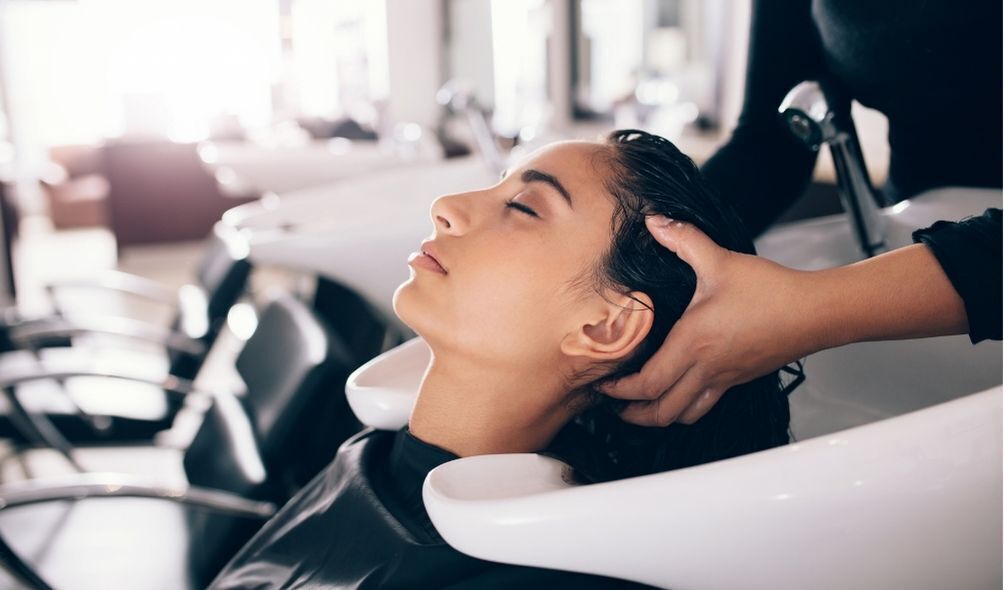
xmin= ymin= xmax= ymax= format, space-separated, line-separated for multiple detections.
xmin=602 ymin=216 xmax=817 ymax=426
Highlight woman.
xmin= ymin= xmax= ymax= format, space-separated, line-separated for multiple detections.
xmin=209 ymin=130 xmax=790 ymax=589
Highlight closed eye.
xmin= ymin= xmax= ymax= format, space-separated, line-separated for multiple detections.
xmin=506 ymin=199 xmax=539 ymax=218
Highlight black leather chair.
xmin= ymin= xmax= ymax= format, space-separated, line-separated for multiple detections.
xmin=0 ymin=293 xmax=358 ymax=589
xmin=0 ymin=222 xmax=252 ymax=447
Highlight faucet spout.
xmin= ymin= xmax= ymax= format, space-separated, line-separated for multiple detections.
xmin=779 ymin=81 xmax=887 ymax=258
xmin=437 ymin=80 xmax=507 ymax=175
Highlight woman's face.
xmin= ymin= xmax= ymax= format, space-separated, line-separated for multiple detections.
xmin=393 ymin=141 xmax=626 ymax=370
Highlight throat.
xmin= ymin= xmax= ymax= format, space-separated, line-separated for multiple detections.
xmin=408 ymin=356 xmax=577 ymax=458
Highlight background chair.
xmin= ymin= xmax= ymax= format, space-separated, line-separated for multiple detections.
xmin=0 ymin=222 xmax=252 ymax=447
xmin=0 ymin=292 xmax=363 ymax=589
xmin=101 ymin=140 xmax=257 ymax=250
xmin=38 ymin=145 xmax=109 ymax=232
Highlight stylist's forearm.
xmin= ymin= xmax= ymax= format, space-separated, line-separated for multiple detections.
xmin=804 ymin=244 xmax=969 ymax=351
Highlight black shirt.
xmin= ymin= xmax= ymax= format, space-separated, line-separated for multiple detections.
xmin=701 ymin=0 xmax=1002 ymax=342
xmin=209 ymin=429 xmax=653 ymax=589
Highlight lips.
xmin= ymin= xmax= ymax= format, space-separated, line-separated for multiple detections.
xmin=422 ymin=250 xmax=447 ymax=272
xmin=408 ymin=241 xmax=448 ymax=275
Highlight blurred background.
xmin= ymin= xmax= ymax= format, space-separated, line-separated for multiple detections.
xmin=0 ymin=0 xmax=892 ymax=314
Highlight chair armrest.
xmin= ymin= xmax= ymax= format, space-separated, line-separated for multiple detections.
xmin=45 ymin=270 xmax=178 ymax=307
xmin=0 ymin=369 xmax=205 ymax=398
xmin=0 ymin=472 xmax=276 ymax=518
xmin=0 ymin=371 xmax=208 ymax=471
xmin=10 ymin=316 xmax=206 ymax=357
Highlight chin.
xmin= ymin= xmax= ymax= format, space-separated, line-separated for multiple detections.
xmin=393 ymin=280 xmax=463 ymax=356
xmin=392 ymin=278 xmax=436 ymax=340
xmin=391 ymin=280 xmax=416 ymax=325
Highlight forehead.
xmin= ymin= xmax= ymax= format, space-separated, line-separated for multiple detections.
xmin=512 ymin=140 xmax=614 ymax=207
xmin=515 ymin=140 xmax=607 ymax=176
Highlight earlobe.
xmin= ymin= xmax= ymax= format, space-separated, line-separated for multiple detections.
xmin=560 ymin=291 xmax=654 ymax=361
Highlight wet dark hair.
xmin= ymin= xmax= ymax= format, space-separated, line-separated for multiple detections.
xmin=548 ymin=129 xmax=790 ymax=483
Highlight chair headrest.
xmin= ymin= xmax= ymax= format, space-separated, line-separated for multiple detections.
xmin=198 ymin=222 xmax=252 ymax=318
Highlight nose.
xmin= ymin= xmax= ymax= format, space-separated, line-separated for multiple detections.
xmin=429 ymin=192 xmax=471 ymax=235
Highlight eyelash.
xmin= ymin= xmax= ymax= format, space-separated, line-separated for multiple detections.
xmin=505 ymin=199 xmax=539 ymax=218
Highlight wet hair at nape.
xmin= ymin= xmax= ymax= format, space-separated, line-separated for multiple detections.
xmin=547 ymin=129 xmax=790 ymax=483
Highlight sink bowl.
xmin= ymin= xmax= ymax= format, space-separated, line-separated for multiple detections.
xmin=199 ymin=139 xmax=438 ymax=195
xmin=755 ymin=187 xmax=1002 ymax=438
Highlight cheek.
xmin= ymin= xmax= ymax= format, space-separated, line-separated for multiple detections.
xmin=448 ymin=254 xmax=577 ymax=355
xmin=394 ymin=228 xmax=603 ymax=363
xmin=393 ymin=272 xmax=546 ymax=359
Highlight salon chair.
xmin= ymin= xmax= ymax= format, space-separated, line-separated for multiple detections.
xmin=0 ymin=222 xmax=252 ymax=446
xmin=37 ymin=145 xmax=109 ymax=231
xmin=344 ymin=338 xmax=1002 ymax=590
xmin=0 ymin=292 xmax=357 ymax=589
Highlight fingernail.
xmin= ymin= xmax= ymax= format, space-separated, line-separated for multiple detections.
xmin=646 ymin=215 xmax=674 ymax=228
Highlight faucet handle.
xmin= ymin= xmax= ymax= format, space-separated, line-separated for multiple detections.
xmin=437 ymin=80 xmax=480 ymax=114
xmin=778 ymin=81 xmax=841 ymax=150
xmin=435 ymin=79 xmax=506 ymax=174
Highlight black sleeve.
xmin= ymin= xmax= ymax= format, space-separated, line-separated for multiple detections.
xmin=700 ymin=0 xmax=824 ymax=236
xmin=912 ymin=208 xmax=1002 ymax=343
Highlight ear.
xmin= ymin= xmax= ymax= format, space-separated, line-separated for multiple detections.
xmin=560 ymin=291 xmax=654 ymax=362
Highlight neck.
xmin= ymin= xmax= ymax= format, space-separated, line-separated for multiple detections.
xmin=408 ymin=351 xmax=578 ymax=457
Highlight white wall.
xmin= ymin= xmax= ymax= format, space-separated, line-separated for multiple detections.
xmin=385 ymin=0 xmax=445 ymax=129
xmin=448 ymin=0 xmax=495 ymax=109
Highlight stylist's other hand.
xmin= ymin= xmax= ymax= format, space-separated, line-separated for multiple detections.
xmin=602 ymin=216 xmax=814 ymax=427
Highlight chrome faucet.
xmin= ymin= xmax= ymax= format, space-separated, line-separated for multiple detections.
xmin=779 ymin=81 xmax=887 ymax=257
xmin=436 ymin=80 xmax=507 ymax=175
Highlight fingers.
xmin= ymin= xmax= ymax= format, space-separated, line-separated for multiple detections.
xmin=645 ymin=216 xmax=725 ymax=275
xmin=600 ymin=333 xmax=692 ymax=402
xmin=676 ymin=387 xmax=725 ymax=424
xmin=602 ymin=217 xmax=735 ymax=427
xmin=617 ymin=367 xmax=707 ymax=427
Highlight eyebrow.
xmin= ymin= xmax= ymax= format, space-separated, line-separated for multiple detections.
xmin=520 ymin=168 xmax=574 ymax=208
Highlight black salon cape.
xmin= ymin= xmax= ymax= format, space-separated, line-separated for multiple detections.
xmin=700 ymin=0 xmax=1002 ymax=342
xmin=209 ymin=429 xmax=653 ymax=589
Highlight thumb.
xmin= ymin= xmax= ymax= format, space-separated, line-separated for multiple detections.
xmin=645 ymin=216 xmax=724 ymax=274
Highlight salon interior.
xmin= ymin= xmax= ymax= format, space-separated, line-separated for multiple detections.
xmin=0 ymin=1 xmax=1000 ymax=589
